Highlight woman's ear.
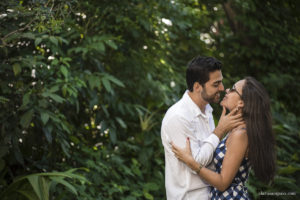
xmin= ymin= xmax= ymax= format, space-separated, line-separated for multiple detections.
xmin=237 ymin=100 xmax=244 ymax=109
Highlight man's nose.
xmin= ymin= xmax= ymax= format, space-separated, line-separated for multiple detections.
xmin=219 ymin=83 xmax=225 ymax=91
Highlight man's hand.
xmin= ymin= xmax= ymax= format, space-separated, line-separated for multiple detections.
xmin=213 ymin=106 xmax=244 ymax=139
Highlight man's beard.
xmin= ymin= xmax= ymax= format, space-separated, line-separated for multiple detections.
xmin=201 ymin=88 xmax=220 ymax=104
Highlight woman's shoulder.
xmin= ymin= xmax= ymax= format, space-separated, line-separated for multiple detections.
xmin=228 ymin=126 xmax=248 ymax=144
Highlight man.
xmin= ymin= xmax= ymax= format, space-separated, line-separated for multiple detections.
xmin=161 ymin=56 xmax=242 ymax=199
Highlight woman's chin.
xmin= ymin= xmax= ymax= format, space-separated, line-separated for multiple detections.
xmin=220 ymin=102 xmax=230 ymax=111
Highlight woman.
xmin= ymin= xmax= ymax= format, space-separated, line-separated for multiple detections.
xmin=171 ymin=77 xmax=276 ymax=199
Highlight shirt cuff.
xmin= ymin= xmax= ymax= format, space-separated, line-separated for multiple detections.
xmin=202 ymin=133 xmax=220 ymax=149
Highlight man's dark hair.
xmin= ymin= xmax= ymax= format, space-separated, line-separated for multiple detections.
xmin=186 ymin=56 xmax=222 ymax=91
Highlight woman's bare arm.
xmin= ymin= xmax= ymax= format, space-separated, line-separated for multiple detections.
xmin=172 ymin=129 xmax=248 ymax=191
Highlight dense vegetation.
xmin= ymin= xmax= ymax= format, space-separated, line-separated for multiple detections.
xmin=0 ymin=0 xmax=299 ymax=199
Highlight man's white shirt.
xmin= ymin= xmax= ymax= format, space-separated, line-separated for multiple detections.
xmin=161 ymin=91 xmax=220 ymax=200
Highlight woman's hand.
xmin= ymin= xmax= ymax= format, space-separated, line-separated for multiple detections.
xmin=171 ymin=138 xmax=195 ymax=169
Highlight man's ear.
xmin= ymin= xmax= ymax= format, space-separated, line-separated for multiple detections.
xmin=193 ymin=82 xmax=203 ymax=92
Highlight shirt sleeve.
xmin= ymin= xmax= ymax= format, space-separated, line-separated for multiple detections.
xmin=161 ymin=115 xmax=195 ymax=155
xmin=192 ymin=133 xmax=220 ymax=167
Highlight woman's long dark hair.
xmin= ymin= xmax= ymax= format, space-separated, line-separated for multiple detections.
xmin=241 ymin=77 xmax=276 ymax=183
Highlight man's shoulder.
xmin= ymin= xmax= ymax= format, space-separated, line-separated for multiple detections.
xmin=163 ymin=101 xmax=193 ymax=124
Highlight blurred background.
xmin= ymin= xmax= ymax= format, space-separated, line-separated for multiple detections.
xmin=0 ymin=0 xmax=299 ymax=199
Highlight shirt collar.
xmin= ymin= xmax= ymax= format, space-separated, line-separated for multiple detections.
xmin=183 ymin=90 xmax=213 ymax=118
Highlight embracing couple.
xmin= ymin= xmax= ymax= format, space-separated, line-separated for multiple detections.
xmin=161 ymin=56 xmax=276 ymax=200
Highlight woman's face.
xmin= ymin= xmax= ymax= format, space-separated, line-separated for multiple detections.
xmin=220 ymin=80 xmax=245 ymax=111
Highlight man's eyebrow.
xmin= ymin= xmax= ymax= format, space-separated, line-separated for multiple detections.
xmin=213 ymin=80 xmax=222 ymax=84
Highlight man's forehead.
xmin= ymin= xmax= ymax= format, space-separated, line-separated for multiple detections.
xmin=208 ymin=70 xmax=223 ymax=83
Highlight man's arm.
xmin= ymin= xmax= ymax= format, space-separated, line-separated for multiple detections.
xmin=192 ymin=107 xmax=244 ymax=167
xmin=162 ymin=115 xmax=194 ymax=154
xmin=163 ymin=115 xmax=217 ymax=173
xmin=191 ymin=134 xmax=219 ymax=167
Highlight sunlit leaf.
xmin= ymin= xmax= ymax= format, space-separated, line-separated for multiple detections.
xmin=27 ymin=176 xmax=42 ymax=200
xmin=12 ymin=63 xmax=21 ymax=76
xmin=22 ymin=32 xmax=35 ymax=39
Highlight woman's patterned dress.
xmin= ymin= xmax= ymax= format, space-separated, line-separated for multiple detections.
xmin=210 ymin=133 xmax=250 ymax=200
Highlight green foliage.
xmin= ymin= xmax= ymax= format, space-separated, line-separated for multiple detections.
xmin=0 ymin=0 xmax=299 ymax=199
xmin=0 ymin=168 xmax=90 ymax=200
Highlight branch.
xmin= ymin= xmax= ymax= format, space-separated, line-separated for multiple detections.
xmin=222 ymin=0 xmax=238 ymax=34
xmin=1 ymin=18 xmax=35 ymax=46
xmin=221 ymin=1 xmax=252 ymax=45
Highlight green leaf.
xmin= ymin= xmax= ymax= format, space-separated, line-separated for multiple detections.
xmin=69 ymin=136 xmax=80 ymax=144
xmin=22 ymin=92 xmax=31 ymax=107
xmin=48 ymin=93 xmax=65 ymax=103
xmin=60 ymin=66 xmax=68 ymax=78
xmin=106 ymin=75 xmax=125 ymax=87
xmin=51 ymin=59 xmax=59 ymax=66
xmin=38 ymin=176 xmax=50 ymax=200
xmin=49 ymin=36 xmax=58 ymax=46
xmin=102 ymin=78 xmax=112 ymax=92
xmin=12 ymin=138 xmax=25 ymax=166
xmin=17 ymin=190 xmax=39 ymax=200
xmin=43 ymin=127 xmax=52 ymax=143
xmin=0 ymin=96 xmax=9 ymax=104
xmin=62 ymin=57 xmax=72 ymax=64
xmin=97 ymin=42 xmax=105 ymax=52
xmin=60 ymin=121 xmax=71 ymax=133
xmin=88 ymin=75 xmax=100 ymax=90
xmin=27 ymin=176 xmax=42 ymax=200
xmin=143 ymin=192 xmax=154 ymax=200
xmin=50 ymin=177 xmax=78 ymax=195
xmin=105 ymin=40 xmax=118 ymax=49
xmin=40 ymin=112 xmax=49 ymax=125
xmin=35 ymin=38 xmax=42 ymax=46
xmin=12 ymin=63 xmax=21 ymax=76
xmin=109 ymin=129 xmax=117 ymax=144
xmin=60 ymin=140 xmax=70 ymax=157
xmin=62 ymin=84 xmax=67 ymax=97
xmin=22 ymin=32 xmax=35 ymax=39
xmin=60 ymin=37 xmax=69 ymax=45
xmin=20 ymin=109 xmax=34 ymax=128
xmin=143 ymin=182 xmax=159 ymax=191
xmin=116 ymin=117 xmax=127 ymax=129
xmin=278 ymin=165 xmax=300 ymax=175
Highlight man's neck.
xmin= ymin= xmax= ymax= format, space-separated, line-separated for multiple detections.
xmin=188 ymin=91 xmax=207 ymax=114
